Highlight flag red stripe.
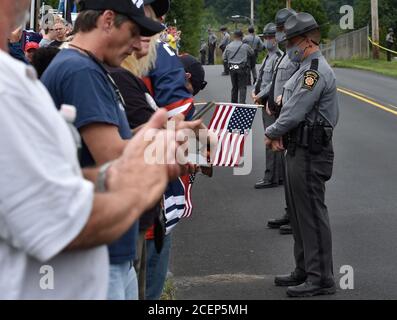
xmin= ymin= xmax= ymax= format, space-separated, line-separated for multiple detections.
xmin=214 ymin=130 xmax=227 ymax=165
xmin=219 ymin=133 xmax=233 ymax=166
xmin=226 ymin=133 xmax=239 ymax=166
xmin=209 ymin=105 xmax=221 ymax=129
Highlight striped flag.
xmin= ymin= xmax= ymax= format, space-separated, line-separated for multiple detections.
xmin=181 ymin=173 xmax=196 ymax=218
xmin=164 ymin=173 xmax=196 ymax=235
xmin=208 ymin=104 xmax=257 ymax=167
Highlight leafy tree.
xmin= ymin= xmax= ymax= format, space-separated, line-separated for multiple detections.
xmin=42 ymin=0 xmax=59 ymax=9
xmin=355 ymin=0 xmax=397 ymax=45
xmin=166 ymin=0 xmax=205 ymax=55
xmin=321 ymin=0 xmax=354 ymax=24
xmin=292 ymin=0 xmax=330 ymax=39
xmin=258 ymin=0 xmax=329 ymax=39
xmin=204 ymin=0 xmax=262 ymax=25
xmin=257 ymin=0 xmax=285 ymax=32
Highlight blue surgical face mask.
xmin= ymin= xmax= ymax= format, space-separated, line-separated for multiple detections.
xmin=275 ymin=31 xmax=286 ymax=44
xmin=287 ymin=45 xmax=304 ymax=62
xmin=264 ymin=39 xmax=276 ymax=51
xmin=287 ymin=39 xmax=307 ymax=63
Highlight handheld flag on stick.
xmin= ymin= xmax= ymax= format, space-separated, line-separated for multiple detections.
xmin=208 ymin=103 xmax=257 ymax=167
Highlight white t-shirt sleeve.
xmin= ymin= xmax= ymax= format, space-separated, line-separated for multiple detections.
xmin=0 ymin=92 xmax=94 ymax=263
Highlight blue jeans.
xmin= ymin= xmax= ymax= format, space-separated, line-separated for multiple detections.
xmin=107 ymin=261 xmax=138 ymax=300
xmin=145 ymin=234 xmax=172 ymax=300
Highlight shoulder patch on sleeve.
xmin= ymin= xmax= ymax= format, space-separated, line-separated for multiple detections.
xmin=302 ymin=70 xmax=319 ymax=91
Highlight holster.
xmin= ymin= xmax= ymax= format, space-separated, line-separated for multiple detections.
xmin=284 ymin=123 xmax=333 ymax=156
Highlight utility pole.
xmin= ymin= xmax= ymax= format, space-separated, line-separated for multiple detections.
xmin=29 ymin=0 xmax=41 ymax=31
xmin=286 ymin=0 xmax=292 ymax=9
xmin=371 ymin=0 xmax=380 ymax=59
xmin=250 ymin=0 xmax=254 ymax=26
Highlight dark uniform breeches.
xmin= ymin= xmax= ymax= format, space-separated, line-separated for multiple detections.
xmin=285 ymin=143 xmax=334 ymax=284
xmin=230 ymin=69 xmax=247 ymax=104
xmin=200 ymin=53 xmax=206 ymax=65
xmin=208 ymin=45 xmax=215 ymax=65
xmin=262 ymin=109 xmax=283 ymax=183
xmin=387 ymin=42 xmax=393 ymax=62
xmin=250 ymin=52 xmax=258 ymax=82
xmin=221 ymin=49 xmax=229 ymax=74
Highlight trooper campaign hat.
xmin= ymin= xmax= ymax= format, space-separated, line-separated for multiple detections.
xmin=233 ymin=30 xmax=243 ymax=38
xmin=263 ymin=23 xmax=277 ymax=37
xmin=284 ymin=12 xmax=319 ymax=41
xmin=275 ymin=8 xmax=297 ymax=28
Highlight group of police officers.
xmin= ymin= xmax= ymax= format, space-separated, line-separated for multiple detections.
xmin=223 ymin=8 xmax=340 ymax=297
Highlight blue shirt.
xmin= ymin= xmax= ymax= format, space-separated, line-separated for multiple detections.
xmin=143 ymin=41 xmax=195 ymax=119
xmin=8 ymin=42 xmax=28 ymax=64
xmin=41 ymin=49 xmax=138 ymax=264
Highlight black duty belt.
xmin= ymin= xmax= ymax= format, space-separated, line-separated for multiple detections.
xmin=284 ymin=123 xmax=333 ymax=156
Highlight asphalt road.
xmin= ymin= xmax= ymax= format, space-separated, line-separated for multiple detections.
xmin=169 ymin=65 xmax=397 ymax=300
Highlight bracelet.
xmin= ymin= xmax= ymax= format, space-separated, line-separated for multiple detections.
xmin=96 ymin=162 xmax=112 ymax=193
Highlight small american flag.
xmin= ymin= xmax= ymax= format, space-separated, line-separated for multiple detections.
xmin=164 ymin=173 xmax=196 ymax=234
xmin=208 ymin=104 xmax=257 ymax=167
xmin=181 ymin=173 xmax=196 ymax=218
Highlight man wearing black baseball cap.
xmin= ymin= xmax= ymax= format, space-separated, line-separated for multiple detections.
xmin=78 ymin=0 xmax=165 ymax=37
xmin=41 ymin=0 xmax=166 ymax=300
xmin=179 ymin=54 xmax=207 ymax=96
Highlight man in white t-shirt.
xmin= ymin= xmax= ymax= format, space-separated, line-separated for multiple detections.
xmin=0 ymin=0 xmax=194 ymax=299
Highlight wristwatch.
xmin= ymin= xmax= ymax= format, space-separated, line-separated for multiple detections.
xmin=96 ymin=162 xmax=112 ymax=193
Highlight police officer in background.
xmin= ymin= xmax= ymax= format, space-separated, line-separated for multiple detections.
xmin=243 ymin=26 xmax=264 ymax=84
xmin=386 ymin=28 xmax=394 ymax=62
xmin=259 ymin=8 xmax=299 ymax=236
xmin=207 ymin=28 xmax=218 ymax=65
xmin=219 ymin=26 xmax=231 ymax=75
xmin=265 ymin=12 xmax=339 ymax=298
xmin=252 ymin=23 xmax=283 ymax=191
xmin=223 ymin=30 xmax=254 ymax=103
xmin=200 ymin=39 xmax=208 ymax=65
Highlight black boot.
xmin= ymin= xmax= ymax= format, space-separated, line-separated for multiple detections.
xmin=279 ymin=224 xmax=292 ymax=235
xmin=274 ymin=271 xmax=307 ymax=287
xmin=287 ymin=280 xmax=336 ymax=298
xmin=255 ymin=179 xmax=278 ymax=189
xmin=267 ymin=213 xmax=289 ymax=229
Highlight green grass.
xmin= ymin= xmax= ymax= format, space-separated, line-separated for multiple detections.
xmin=160 ymin=278 xmax=177 ymax=300
xmin=331 ymin=58 xmax=397 ymax=79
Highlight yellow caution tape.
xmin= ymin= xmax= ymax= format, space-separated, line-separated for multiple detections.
xmin=368 ymin=37 xmax=397 ymax=55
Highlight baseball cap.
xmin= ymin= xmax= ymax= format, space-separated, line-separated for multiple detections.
xmin=25 ymin=42 xmax=40 ymax=52
xmin=144 ymin=0 xmax=170 ymax=18
xmin=179 ymin=54 xmax=207 ymax=96
xmin=78 ymin=0 xmax=165 ymax=36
